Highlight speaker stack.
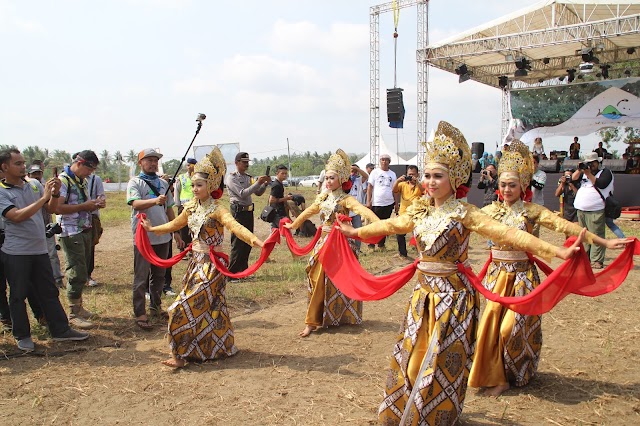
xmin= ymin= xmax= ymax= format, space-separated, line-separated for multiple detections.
xmin=538 ymin=160 xmax=560 ymax=173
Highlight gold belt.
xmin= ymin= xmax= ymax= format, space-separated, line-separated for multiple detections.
xmin=417 ymin=259 xmax=469 ymax=275
xmin=191 ymin=240 xmax=214 ymax=253
xmin=491 ymin=249 xmax=529 ymax=261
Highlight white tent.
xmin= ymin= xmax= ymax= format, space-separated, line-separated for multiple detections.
xmin=355 ymin=137 xmax=413 ymax=169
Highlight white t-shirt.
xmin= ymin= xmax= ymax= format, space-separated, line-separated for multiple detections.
xmin=367 ymin=168 xmax=397 ymax=206
xmin=574 ymin=169 xmax=613 ymax=212
xmin=531 ymin=169 xmax=547 ymax=205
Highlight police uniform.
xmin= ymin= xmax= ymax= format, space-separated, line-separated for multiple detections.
xmin=174 ymin=171 xmax=195 ymax=245
xmin=225 ymin=159 xmax=268 ymax=273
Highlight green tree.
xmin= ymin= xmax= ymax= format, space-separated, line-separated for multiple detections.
xmin=126 ymin=149 xmax=137 ymax=164
xmin=162 ymin=159 xmax=183 ymax=176
xmin=22 ymin=146 xmax=50 ymax=166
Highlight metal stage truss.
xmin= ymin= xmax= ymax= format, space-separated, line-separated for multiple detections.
xmin=370 ymin=1 xmax=640 ymax=169
xmin=370 ymin=0 xmax=428 ymax=172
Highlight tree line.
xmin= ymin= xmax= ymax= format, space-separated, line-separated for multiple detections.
xmin=246 ymin=151 xmax=363 ymax=178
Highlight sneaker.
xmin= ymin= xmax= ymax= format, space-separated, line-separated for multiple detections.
xmin=87 ymin=278 xmax=98 ymax=287
xmin=17 ymin=337 xmax=35 ymax=352
xmin=52 ymin=328 xmax=90 ymax=342
xmin=69 ymin=316 xmax=94 ymax=329
xmin=164 ymin=289 xmax=177 ymax=297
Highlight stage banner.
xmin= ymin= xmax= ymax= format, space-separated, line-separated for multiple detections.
xmin=508 ymin=77 xmax=640 ymax=141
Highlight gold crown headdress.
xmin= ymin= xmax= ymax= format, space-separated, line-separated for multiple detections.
xmin=498 ymin=139 xmax=533 ymax=192
xmin=423 ymin=121 xmax=471 ymax=190
xmin=325 ymin=149 xmax=351 ymax=183
xmin=193 ymin=146 xmax=226 ymax=191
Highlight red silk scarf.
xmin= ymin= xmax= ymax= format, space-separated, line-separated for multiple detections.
xmin=135 ymin=213 xmax=280 ymax=279
xmin=318 ymin=223 xmax=639 ymax=315
xmin=279 ymin=217 xmax=324 ymax=256
xmin=209 ymin=229 xmax=280 ymax=278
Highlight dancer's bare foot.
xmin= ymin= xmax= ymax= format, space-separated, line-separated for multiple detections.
xmin=299 ymin=325 xmax=318 ymax=337
xmin=483 ymin=383 xmax=510 ymax=397
xmin=161 ymin=356 xmax=186 ymax=369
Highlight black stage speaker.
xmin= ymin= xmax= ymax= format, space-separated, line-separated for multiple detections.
xmin=471 ymin=142 xmax=485 ymax=160
xmin=562 ymin=159 xmax=581 ymax=171
xmin=602 ymin=159 xmax=628 ymax=172
xmin=386 ymin=88 xmax=405 ymax=123
xmin=472 ymin=159 xmax=481 ymax=173
xmin=539 ymin=159 xmax=560 ymax=173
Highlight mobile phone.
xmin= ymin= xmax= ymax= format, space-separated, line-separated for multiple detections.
xmin=52 ymin=167 xmax=58 ymax=177
xmin=265 ymin=166 xmax=271 ymax=176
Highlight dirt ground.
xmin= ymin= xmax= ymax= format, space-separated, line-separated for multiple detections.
xmin=1 ymin=215 xmax=639 ymax=425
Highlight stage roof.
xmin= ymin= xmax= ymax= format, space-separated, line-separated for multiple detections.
xmin=421 ymin=1 xmax=640 ymax=88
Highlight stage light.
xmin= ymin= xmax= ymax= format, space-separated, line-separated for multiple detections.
xmin=514 ymin=57 xmax=531 ymax=78
xmin=567 ymin=69 xmax=576 ymax=83
xmin=581 ymin=47 xmax=599 ymax=64
xmin=627 ymin=48 xmax=636 ymax=55
xmin=543 ymin=57 xmax=550 ymax=64
xmin=455 ymin=64 xmax=471 ymax=83
xmin=498 ymin=76 xmax=508 ymax=88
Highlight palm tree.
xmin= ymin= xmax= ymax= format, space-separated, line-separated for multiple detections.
xmin=126 ymin=149 xmax=137 ymax=164
xmin=99 ymin=150 xmax=110 ymax=175
xmin=22 ymin=146 xmax=50 ymax=166
xmin=113 ymin=151 xmax=124 ymax=190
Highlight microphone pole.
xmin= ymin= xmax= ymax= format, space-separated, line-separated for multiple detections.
xmin=164 ymin=113 xmax=206 ymax=195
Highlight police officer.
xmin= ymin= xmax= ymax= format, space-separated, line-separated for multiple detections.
xmin=225 ymin=152 xmax=271 ymax=275
xmin=174 ymin=158 xmax=197 ymax=246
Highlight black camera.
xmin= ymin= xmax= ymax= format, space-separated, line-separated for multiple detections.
xmin=565 ymin=175 xmax=571 ymax=182
xmin=578 ymin=162 xmax=588 ymax=170
xmin=405 ymin=175 xmax=414 ymax=183
xmin=481 ymin=170 xmax=488 ymax=175
xmin=45 ymin=222 xmax=62 ymax=238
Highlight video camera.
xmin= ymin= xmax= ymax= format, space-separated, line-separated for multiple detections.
xmin=578 ymin=162 xmax=589 ymax=170
xmin=45 ymin=222 xmax=62 ymax=238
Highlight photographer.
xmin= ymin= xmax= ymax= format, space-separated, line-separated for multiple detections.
xmin=477 ymin=164 xmax=499 ymax=207
xmin=572 ymin=152 xmax=613 ymax=269
xmin=392 ymin=165 xmax=423 ymax=259
xmin=554 ymin=168 xmax=579 ymax=222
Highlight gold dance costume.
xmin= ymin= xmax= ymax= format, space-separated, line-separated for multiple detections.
xmin=152 ymin=198 xmax=257 ymax=361
xmin=468 ymin=200 xmax=594 ymax=389
xmin=358 ymin=196 xmax=561 ymax=426
xmin=289 ymin=190 xmax=379 ymax=329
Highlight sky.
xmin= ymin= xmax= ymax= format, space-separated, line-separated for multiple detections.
xmin=0 ymin=0 xmax=621 ymax=164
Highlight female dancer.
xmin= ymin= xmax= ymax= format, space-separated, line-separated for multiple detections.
xmin=142 ymin=147 xmax=264 ymax=368
xmin=283 ymin=149 xmax=379 ymax=337
xmin=337 ymin=122 xmax=585 ymax=426
xmin=468 ymin=140 xmax=629 ymax=396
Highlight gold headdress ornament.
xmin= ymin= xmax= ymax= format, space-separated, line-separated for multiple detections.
xmin=193 ymin=146 xmax=226 ymax=191
xmin=325 ymin=149 xmax=351 ymax=183
xmin=423 ymin=121 xmax=471 ymax=190
xmin=498 ymin=139 xmax=534 ymax=192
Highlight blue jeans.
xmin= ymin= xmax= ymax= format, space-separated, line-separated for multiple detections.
xmin=606 ymin=217 xmax=625 ymax=238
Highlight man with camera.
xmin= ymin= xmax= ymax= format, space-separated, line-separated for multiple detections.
xmin=0 ymin=149 xmax=89 ymax=351
xmin=392 ymin=165 xmax=422 ymax=258
xmin=366 ymin=154 xmax=397 ymax=250
xmin=555 ymin=168 xmax=579 ymax=222
xmin=128 ymin=148 xmax=183 ymax=330
xmin=226 ymin=152 xmax=271 ymax=275
xmin=57 ymin=150 xmax=106 ymax=329
xmin=477 ymin=164 xmax=499 ymax=207
xmin=572 ymin=152 xmax=614 ymax=269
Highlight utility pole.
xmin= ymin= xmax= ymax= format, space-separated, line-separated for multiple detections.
xmin=286 ymin=138 xmax=292 ymax=178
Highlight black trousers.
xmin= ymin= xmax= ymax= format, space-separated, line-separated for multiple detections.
xmin=2 ymin=252 xmax=69 ymax=339
xmin=228 ymin=208 xmax=254 ymax=273
xmin=370 ymin=204 xmax=394 ymax=247
xmin=397 ymin=233 xmax=408 ymax=256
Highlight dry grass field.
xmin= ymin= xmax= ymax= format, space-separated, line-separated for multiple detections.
xmin=0 ymin=188 xmax=638 ymax=425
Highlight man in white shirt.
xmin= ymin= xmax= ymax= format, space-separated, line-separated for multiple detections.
xmin=572 ymin=152 xmax=613 ymax=269
xmin=366 ymin=154 xmax=397 ymax=250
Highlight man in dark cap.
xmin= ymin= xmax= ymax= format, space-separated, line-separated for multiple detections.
xmin=56 ymin=150 xmax=105 ymax=329
xmin=173 ymin=157 xmax=197 ymax=248
xmin=225 ymin=152 xmax=271 ymax=277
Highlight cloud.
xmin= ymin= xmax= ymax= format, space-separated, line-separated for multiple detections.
xmin=0 ymin=2 xmax=45 ymax=34
xmin=268 ymin=19 xmax=368 ymax=59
